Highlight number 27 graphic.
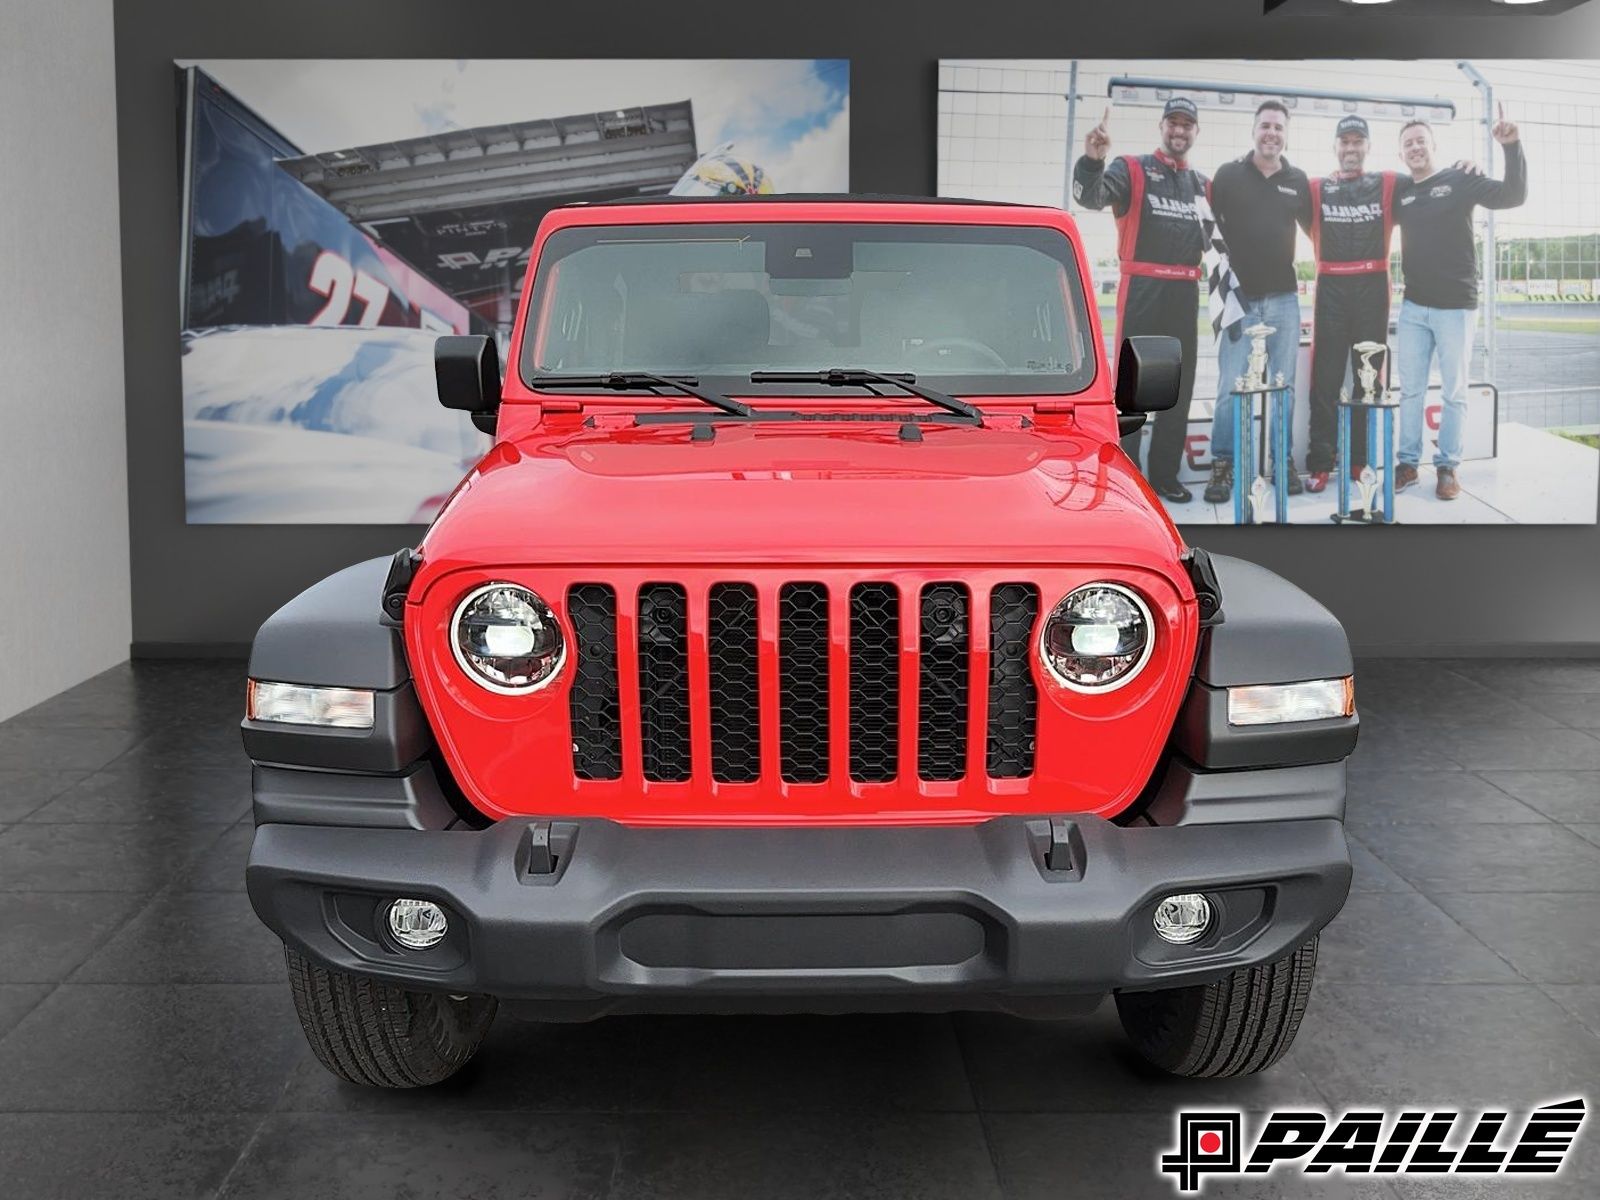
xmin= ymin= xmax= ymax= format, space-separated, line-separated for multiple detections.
xmin=307 ymin=250 xmax=391 ymax=327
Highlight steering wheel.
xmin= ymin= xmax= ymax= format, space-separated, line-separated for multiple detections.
xmin=904 ymin=337 xmax=1010 ymax=371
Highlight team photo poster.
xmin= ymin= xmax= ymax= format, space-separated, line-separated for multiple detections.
xmin=177 ymin=59 xmax=849 ymax=524
xmin=940 ymin=59 xmax=1600 ymax=526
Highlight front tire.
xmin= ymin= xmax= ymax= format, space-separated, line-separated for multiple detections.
xmin=284 ymin=947 xmax=497 ymax=1088
xmin=1115 ymin=936 xmax=1318 ymax=1077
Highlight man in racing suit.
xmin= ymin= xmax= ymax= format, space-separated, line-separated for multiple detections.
xmin=1304 ymin=115 xmax=1401 ymax=492
xmin=1073 ymin=96 xmax=1207 ymax=503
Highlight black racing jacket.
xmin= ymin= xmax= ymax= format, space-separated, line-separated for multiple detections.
xmin=1309 ymin=169 xmax=1400 ymax=278
xmin=1073 ymin=151 xmax=1208 ymax=282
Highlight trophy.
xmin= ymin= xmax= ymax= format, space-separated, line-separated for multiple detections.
xmin=1333 ymin=344 xmax=1401 ymax=526
xmin=1353 ymin=341 xmax=1387 ymax=405
xmin=1354 ymin=465 xmax=1381 ymax=519
xmin=1248 ymin=476 xmax=1273 ymax=523
xmin=1236 ymin=323 xmax=1276 ymax=393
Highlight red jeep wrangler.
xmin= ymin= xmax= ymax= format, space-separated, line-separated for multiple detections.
xmin=244 ymin=197 xmax=1357 ymax=1088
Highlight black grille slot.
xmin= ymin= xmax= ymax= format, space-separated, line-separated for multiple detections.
xmin=987 ymin=584 xmax=1039 ymax=778
xmin=918 ymin=583 xmax=969 ymax=781
xmin=849 ymin=583 xmax=900 ymax=782
xmin=778 ymin=583 xmax=830 ymax=782
xmin=637 ymin=583 xmax=690 ymax=782
xmin=708 ymin=583 xmax=760 ymax=783
xmin=567 ymin=584 xmax=621 ymax=780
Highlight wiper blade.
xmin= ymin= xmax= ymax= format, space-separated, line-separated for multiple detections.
xmin=748 ymin=368 xmax=982 ymax=423
xmin=530 ymin=372 xmax=752 ymax=418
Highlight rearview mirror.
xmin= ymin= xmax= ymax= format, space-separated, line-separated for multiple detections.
xmin=436 ymin=336 xmax=502 ymax=433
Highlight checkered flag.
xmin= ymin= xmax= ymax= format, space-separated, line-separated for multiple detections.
xmin=1196 ymin=191 xmax=1246 ymax=340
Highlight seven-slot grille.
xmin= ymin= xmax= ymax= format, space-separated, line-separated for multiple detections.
xmin=567 ymin=581 xmax=1038 ymax=785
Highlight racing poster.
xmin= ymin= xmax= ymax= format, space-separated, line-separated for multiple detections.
xmin=177 ymin=59 xmax=850 ymax=523
xmin=939 ymin=59 xmax=1600 ymax=526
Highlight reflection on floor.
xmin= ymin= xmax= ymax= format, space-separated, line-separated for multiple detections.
xmin=1 ymin=658 xmax=1598 ymax=1197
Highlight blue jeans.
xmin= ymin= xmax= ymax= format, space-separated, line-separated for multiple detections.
xmin=1210 ymin=292 xmax=1302 ymax=463
xmin=1398 ymin=299 xmax=1476 ymax=469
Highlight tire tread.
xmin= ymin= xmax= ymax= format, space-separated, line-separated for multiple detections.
xmin=1116 ymin=936 xmax=1319 ymax=1078
xmin=283 ymin=947 xmax=496 ymax=1088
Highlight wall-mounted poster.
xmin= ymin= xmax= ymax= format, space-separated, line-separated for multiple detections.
xmin=178 ymin=59 xmax=850 ymax=523
xmin=939 ymin=59 xmax=1600 ymax=526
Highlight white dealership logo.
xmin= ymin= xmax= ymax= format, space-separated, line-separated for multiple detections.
xmin=1160 ymin=1099 xmax=1587 ymax=1193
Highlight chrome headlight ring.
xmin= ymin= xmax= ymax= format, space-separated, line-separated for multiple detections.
xmin=450 ymin=582 xmax=567 ymax=695
xmin=1038 ymin=582 xmax=1155 ymax=694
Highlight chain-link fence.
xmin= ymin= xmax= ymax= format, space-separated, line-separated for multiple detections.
xmin=938 ymin=59 xmax=1600 ymax=437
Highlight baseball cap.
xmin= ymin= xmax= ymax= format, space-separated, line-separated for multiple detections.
xmin=1336 ymin=115 xmax=1371 ymax=139
xmin=1163 ymin=96 xmax=1199 ymax=122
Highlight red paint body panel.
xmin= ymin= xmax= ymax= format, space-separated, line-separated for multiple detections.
xmin=405 ymin=199 xmax=1199 ymax=826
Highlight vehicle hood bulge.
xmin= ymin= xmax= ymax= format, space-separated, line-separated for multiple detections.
xmin=419 ymin=418 xmax=1188 ymax=572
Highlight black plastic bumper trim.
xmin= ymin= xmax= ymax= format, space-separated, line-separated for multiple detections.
xmin=247 ymin=814 xmax=1351 ymax=1016
xmin=252 ymin=762 xmax=460 ymax=830
xmin=1142 ymin=758 xmax=1346 ymax=827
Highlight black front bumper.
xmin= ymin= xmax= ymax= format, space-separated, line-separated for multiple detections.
xmin=247 ymin=813 xmax=1351 ymax=1019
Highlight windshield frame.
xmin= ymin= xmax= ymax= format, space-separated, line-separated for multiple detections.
xmin=517 ymin=219 xmax=1100 ymax=399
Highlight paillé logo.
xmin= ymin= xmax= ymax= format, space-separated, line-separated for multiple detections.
xmin=1159 ymin=1098 xmax=1586 ymax=1193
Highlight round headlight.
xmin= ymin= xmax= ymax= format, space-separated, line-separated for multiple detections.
xmin=452 ymin=583 xmax=565 ymax=693
xmin=1040 ymin=583 xmax=1154 ymax=692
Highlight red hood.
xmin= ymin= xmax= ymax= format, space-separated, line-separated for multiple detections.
xmin=418 ymin=414 xmax=1189 ymax=576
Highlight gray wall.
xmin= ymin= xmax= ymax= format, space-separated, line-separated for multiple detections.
xmin=1 ymin=0 xmax=131 ymax=721
xmin=114 ymin=0 xmax=1600 ymax=657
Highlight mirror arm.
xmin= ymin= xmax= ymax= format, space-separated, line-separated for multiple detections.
xmin=1117 ymin=413 xmax=1148 ymax=437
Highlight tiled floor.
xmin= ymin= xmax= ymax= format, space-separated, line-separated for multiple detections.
xmin=1 ymin=658 xmax=1598 ymax=1198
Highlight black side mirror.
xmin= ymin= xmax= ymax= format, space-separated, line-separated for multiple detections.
xmin=436 ymin=335 xmax=502 ymax=435
xmin=1113 ymin=335 xmax=1182 ymax=436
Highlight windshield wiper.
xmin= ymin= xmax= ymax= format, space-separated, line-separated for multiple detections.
xmin=529 ymin=372 xmax=753 ymax=418
xmin=748 ymin=369 xmax=982 ymax=423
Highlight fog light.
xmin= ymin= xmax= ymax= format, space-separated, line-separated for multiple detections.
xmin=387 ymin=898 xmax=448 ymax=950
xmin=1153 ymin=893 xmax=1212 ymax=945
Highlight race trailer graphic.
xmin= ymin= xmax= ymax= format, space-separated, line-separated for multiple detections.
xmin=175 ymin=59 xmax=848 ymax=524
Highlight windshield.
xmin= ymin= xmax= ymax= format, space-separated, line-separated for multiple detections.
xmin=521 ymin=221 xmax=1096 ymax=396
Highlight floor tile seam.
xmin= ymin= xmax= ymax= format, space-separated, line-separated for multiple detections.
xmin=1535 ymin=984 xmax=1600 ymax=1041
xmin=60 ymin=875 xmax=265 ymax=985
xmin=208 ymin=1069 xmax=297 ymax=1200
xmin=1351 ymin=828 xmax=1600 ymax=891
xmin=0 ymin=981 xmax=60 ymax=1048
xmin=1456 ymin=770 xmax=1557 ymax=822
xmin=950 ymin=1016 xmax=1008 ymax=1195
xmin=1467 ymin=768 xmax=1588 ymax=819
xmin=1395 ymin=886 xmax=1555 ymax=988
xmin=0 ymin=886 xmax=157 ymax=989
xmin=0 ymin=772 xmax=88 ymax=822
xmin=94 ymin=732 xmax=163 ymax=775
